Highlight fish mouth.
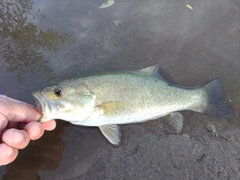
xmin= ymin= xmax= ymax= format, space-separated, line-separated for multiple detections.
xmin=32 ymin=92 xmax=51 ymax=122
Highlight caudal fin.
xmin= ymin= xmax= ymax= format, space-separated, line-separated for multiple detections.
xmin=202 ymin=78 xmax=234 ymax=118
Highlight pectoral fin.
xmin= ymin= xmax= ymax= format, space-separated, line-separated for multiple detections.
xmin=99 ymin=125 xmax=121 ymax=145
xmin=168 ymin=112 xmax=184 ymax=133
xmin=98 ymin=101 xmax=126 ymax=117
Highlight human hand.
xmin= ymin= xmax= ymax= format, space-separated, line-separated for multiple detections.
xmin=0 ymin=95 xmax=56 ymax=166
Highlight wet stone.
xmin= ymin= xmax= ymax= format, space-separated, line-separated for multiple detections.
xmin=113 ymin=19 xmax=120 ymax=26
xmin=204 ymin=123 xmax=218 ymax=137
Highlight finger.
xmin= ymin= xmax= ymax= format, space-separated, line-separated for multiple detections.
xmin=0 ymin=95 xmax=28 ymax=104
xmin=2 ymin=129 xmax=30 ymax=149
xmin=0 ymin=113 xmax=8 ymax=133
xmin=0 ymin=143 xmax=18 ymax=166
xmin=41 ymin=120 xmax=56 ymax=131
xmin=0 ymin=96 xmax=42 ymax=122
xmin=24 ymin=122 xmax=44 ymax=140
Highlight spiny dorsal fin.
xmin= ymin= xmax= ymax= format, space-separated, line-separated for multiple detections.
xmin=99 ymin=125 xmax=121 ymax=145
xmin=137 ymin=66 xmax=168 ymax=82
xmin=138 ymin=66 xmax=159 ymax=76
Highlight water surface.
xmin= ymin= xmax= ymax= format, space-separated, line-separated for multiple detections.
xmin=0 ymin=0 xmax=240 ymax=179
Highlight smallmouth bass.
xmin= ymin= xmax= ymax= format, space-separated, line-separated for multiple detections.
xmin=32 ymin=66 xmax=233 ymax=145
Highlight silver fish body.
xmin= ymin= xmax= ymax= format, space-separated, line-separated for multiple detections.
xmin=32 ymin=66 xmax=233 ymax=145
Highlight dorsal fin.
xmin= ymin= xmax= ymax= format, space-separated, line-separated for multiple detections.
xmin=137 ymin=66 xmax=168 ymax=82
xmin=138 ymin=66 xmax=159 ymax=76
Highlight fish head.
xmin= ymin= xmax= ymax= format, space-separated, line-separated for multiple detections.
xmin=32 ymin=83 xmax=96 ymax=123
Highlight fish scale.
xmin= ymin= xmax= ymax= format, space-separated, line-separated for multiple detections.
xmin=32 ymin=66 xmax=234 ymax=145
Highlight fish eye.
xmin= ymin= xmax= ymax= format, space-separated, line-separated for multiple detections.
xmin=54 ymin=87 xmax=63 ymax=97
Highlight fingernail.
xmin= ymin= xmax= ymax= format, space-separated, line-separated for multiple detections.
xmin=30 ymin=123 xmax=42 ymax=140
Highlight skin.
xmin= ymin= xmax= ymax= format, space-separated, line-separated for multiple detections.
xmin=0 ymin=95 xmax=56 ymax=166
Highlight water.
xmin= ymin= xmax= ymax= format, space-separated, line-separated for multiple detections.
xmin=0 ymin=0 xmax=239 ymax=179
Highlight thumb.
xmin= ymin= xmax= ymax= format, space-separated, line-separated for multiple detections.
xmin=0 ymin=95 xmax=41 ymax=122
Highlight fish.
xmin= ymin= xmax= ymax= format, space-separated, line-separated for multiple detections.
xmin=32 ymin=66 xmax=234 ymax=145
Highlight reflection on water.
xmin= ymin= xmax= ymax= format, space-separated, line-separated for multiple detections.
xmin=0 ymin=0 xmax=76 ymax=84
xmin=3 ymin=121 xmax=70 ymax=180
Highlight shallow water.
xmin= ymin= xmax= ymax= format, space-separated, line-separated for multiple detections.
xmin=0 ymin=0 xmax=240 ymax=179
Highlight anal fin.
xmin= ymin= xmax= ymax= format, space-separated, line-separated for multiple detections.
xmin=168 ymin=112 xmax=184 ymax=133
xmin=99 ymin=125 xmax=121 ymax=145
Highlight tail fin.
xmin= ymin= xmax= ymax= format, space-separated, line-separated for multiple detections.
xmin=202 ymin=78 xmax=234 ymax=118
